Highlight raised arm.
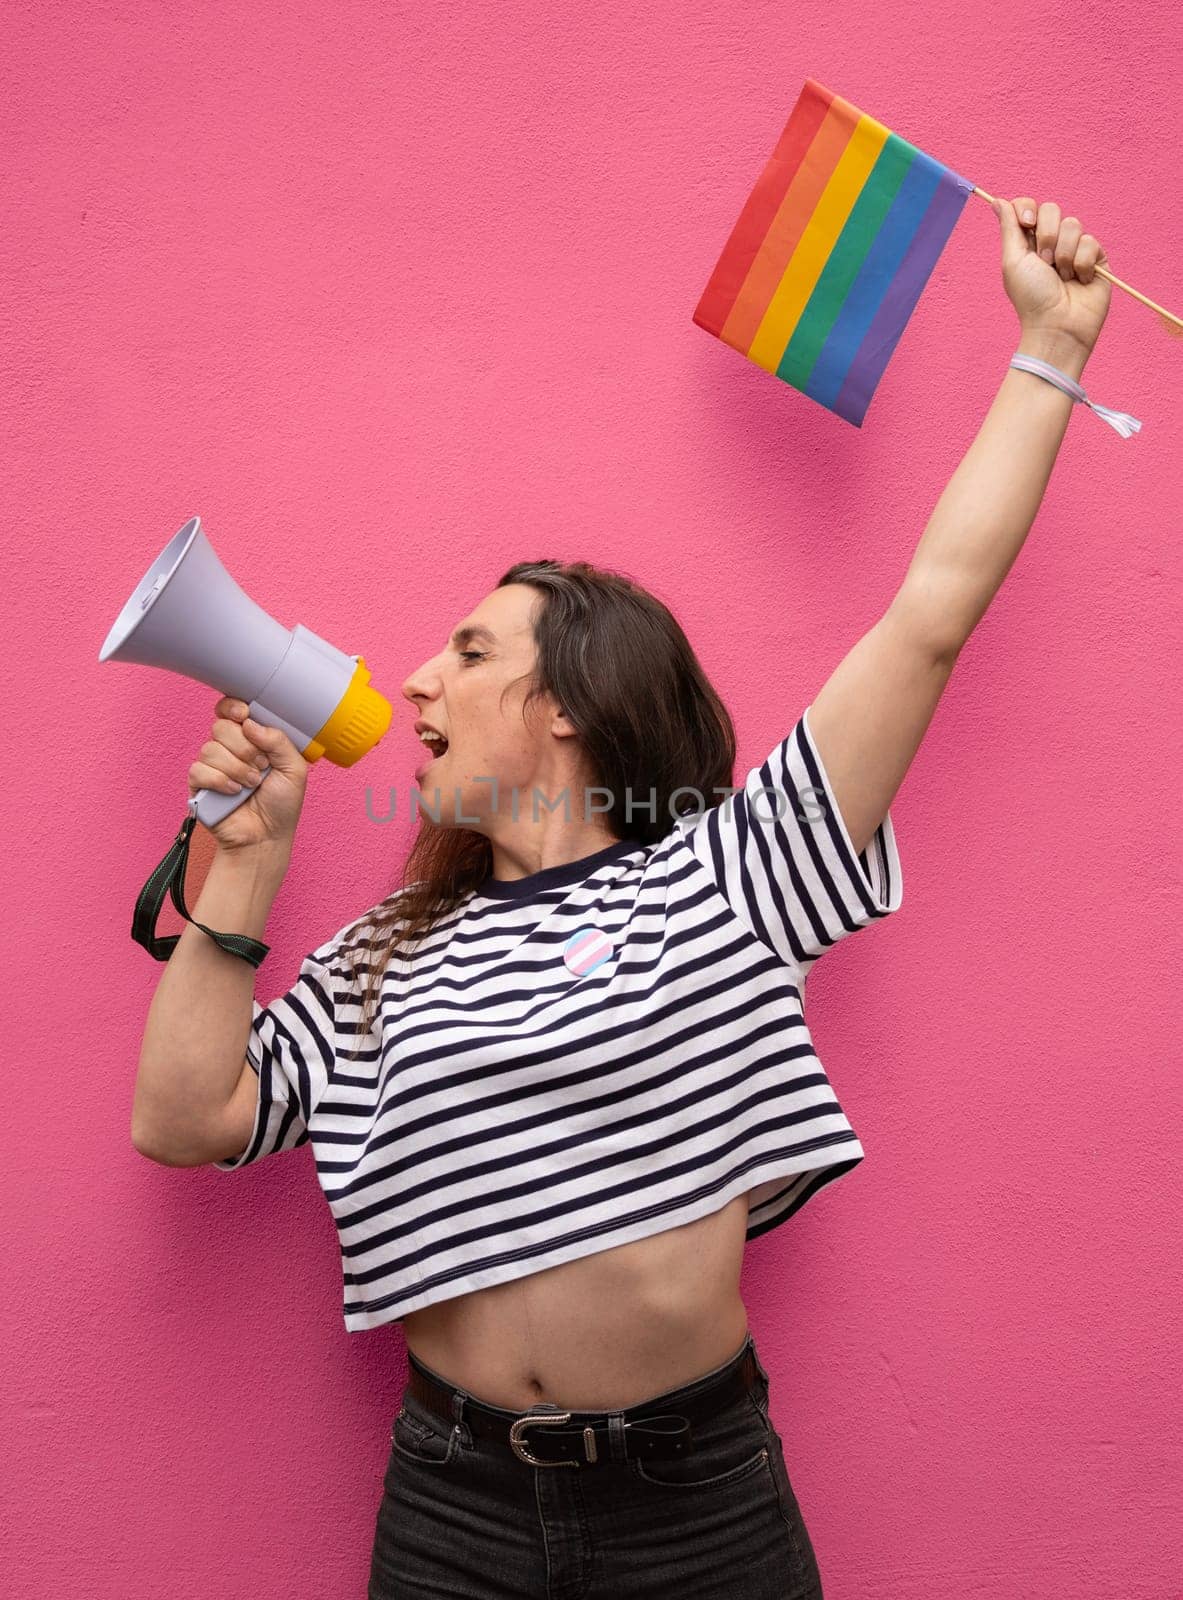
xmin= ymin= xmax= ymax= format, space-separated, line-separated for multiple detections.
xmin=806 ymin=193 xmax=1112 ymax=856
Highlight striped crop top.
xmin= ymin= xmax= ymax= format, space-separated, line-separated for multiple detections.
xmin=215 ymin=704 xmax=904 ymax=1332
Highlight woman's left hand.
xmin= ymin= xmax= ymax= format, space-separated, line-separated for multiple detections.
xmin=992 ymin=195 xmax=1113 ymax=357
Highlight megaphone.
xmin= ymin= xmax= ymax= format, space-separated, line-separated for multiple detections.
xmin=99 ymin=516 xmax=394 ymax=966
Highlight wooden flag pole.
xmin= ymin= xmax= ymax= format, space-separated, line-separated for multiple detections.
xmin=971 ymin=186 xmax=1183 ymax=339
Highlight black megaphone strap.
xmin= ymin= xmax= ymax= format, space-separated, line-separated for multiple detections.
xmin=132 ymin=814 xmax=270 ymax=967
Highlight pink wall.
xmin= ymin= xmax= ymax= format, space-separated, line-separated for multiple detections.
xmin=4 ymin=3 xmax=1180 ymax=1595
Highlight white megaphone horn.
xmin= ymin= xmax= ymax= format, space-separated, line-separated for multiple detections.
xmin=99 ymin=516 xmax=393 ymax=964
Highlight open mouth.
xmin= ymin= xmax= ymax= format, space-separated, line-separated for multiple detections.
xmin=417 ymin=734 xmax=449 ymax=767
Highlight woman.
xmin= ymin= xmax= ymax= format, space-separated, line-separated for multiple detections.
xmin=145 ymin=194 xmax=1111 ymax=1597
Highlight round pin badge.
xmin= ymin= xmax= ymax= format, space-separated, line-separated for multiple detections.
xmin=562 ymin=926 xmax=615 ymax=977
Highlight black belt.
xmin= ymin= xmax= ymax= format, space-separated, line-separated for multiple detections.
xmin=404 ymin=1341 xmax=762 ymax=1469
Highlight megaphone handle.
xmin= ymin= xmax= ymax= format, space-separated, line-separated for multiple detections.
xmin=188 ymin=765 xmax=273 ymax=829
xmin=187 ymin=698 xmax=307 ymax=828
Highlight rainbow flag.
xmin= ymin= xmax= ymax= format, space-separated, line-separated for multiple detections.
xmin=694 ymin=79 xmax=976 ymax=426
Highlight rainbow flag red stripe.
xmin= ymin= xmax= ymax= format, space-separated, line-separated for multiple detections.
xmin=694 ymin=79 xmax=976 ymax=426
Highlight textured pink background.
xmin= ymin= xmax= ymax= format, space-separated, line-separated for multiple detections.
xmin=4 ymin=3 xmax=1181 ymax=1595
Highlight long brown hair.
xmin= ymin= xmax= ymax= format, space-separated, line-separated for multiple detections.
xmin=338 ymin=559 xmax=737 ymax=1059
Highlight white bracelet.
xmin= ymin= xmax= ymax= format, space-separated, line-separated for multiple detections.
xmin=1009 ymin=352 xmax=1142 ymax=439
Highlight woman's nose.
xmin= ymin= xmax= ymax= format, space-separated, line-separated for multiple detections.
xmin=401 ymin=658 xmax=440 ymax=703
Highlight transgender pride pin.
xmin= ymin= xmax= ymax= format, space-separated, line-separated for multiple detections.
xmin=563 ymin=926 xmax=615 ymax=977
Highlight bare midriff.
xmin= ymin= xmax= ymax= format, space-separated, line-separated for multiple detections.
xmin=400 ymin=1193 xmax=753 ymax=1412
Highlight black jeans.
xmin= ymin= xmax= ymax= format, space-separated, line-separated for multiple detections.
xmin=368 ymin=1330 xmax=824 ymax=1598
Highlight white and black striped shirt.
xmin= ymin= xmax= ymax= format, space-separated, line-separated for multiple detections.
xmin=215 ymin=705 xmax=903 ymax=1332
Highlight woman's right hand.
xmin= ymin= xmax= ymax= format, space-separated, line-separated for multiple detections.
xmin=188 ymin=697 xmax=311 ymax=852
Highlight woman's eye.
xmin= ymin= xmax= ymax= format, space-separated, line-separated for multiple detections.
xmin=459 ymin=651 xmax=485 ymax=663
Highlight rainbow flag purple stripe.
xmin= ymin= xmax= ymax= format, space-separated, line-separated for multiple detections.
xmin=693 ymin=79 xmax=976 ymax=426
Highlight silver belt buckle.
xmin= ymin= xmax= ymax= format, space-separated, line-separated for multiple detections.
xmin=509 ymin=1409 xmax=589 ymax=1468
